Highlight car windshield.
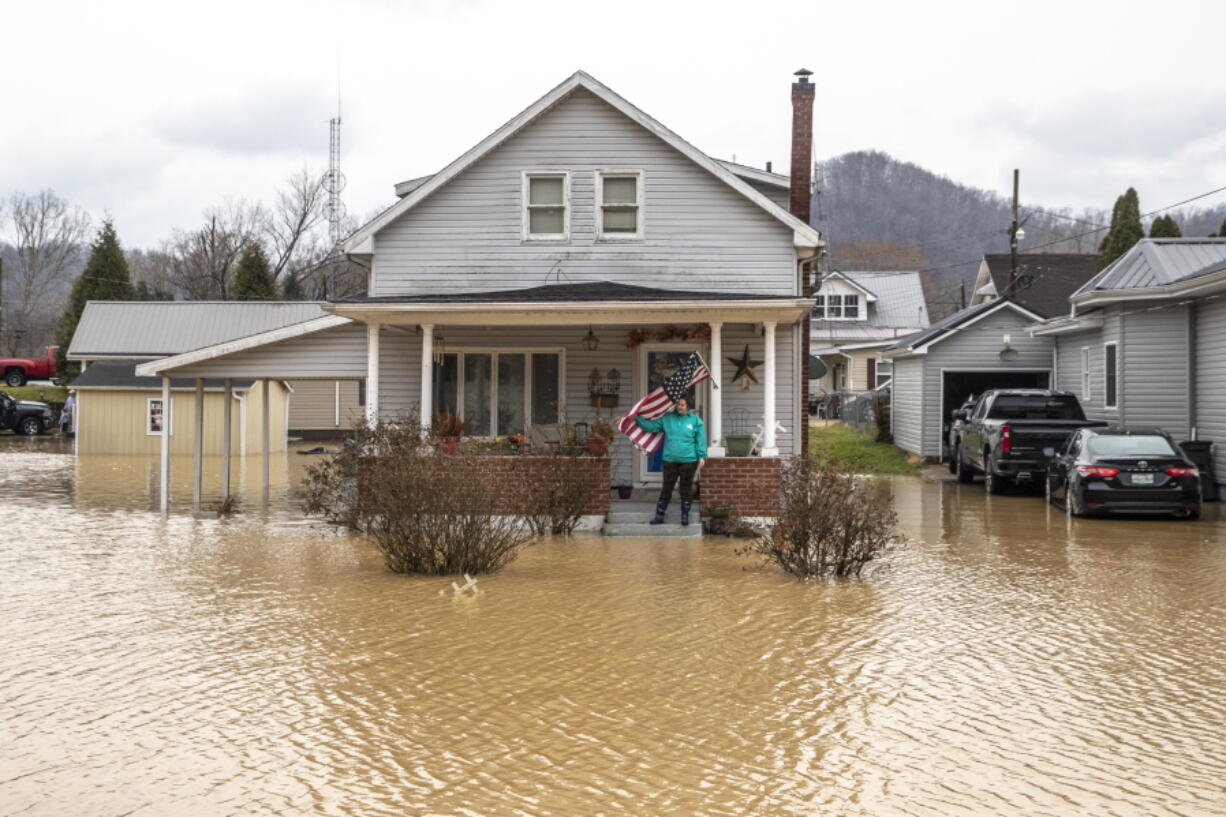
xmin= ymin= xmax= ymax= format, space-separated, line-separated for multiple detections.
xmin=1087 ymin=435 xmax=1177 ymax=458
xmin=987 ymin=395 xmax=1086 ymax=420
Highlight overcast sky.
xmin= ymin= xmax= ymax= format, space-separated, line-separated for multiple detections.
xmin=3 ymin=0 xmax=1224 ymax=247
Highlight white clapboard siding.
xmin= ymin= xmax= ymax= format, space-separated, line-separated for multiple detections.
xmin=1054 ymin=327 xmax=1105 ymax=421
xmin=1120 ymin=302 xmax=1191 ymax=439
xmin=288 ymin=381 xmax=363 ymax=430
xmin=1196 ymin=297 xmax=1226 ymax=484
xmin=890 ymin=357 xmax=924 ymax=457
xmin=370 ymin=88 xmax=797 ymax=297
xmin=168 ymin=324 xmax=369 ymax=380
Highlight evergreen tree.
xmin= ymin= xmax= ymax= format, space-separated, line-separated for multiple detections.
xmin=134 ymin=280 xmax=173 ymax=300
xmin=1215 ymin=218 xmax=1226 ymax=238
xmin=54 ymin=221 xmax=134 ymax=377
xmin=1148 ymin=214 xmax=1182 ymax=238
xmin=232 ymin=243 xmax=277 ymax=301
xmin=1098 ymin=188 xmax=1144 ymax=270
xmin=280 ymin=270 xmax=306 ymax=300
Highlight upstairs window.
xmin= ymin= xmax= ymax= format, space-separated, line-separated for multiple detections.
xmin=597 ymin=171 xmax=643 ymax=239
xmin=813 ymin=293 xmax=861 ymax=320
xmin=524 ymin=173 xmax=569 ymax=240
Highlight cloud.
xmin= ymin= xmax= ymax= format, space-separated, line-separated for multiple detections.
xmin=154 ymin=84 xmax=334 ymax=155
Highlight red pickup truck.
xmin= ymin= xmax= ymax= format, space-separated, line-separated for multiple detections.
xmin=2 ymin=346 xmax=58 ymax=387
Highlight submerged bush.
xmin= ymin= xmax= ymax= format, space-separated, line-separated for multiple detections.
xmin=741 ymin=457 xmax=897 ymax=579
xmin=301 ymin=415 xmax=533 ymax=575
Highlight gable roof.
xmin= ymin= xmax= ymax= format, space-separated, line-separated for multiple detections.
xmin=68 ymin=301 xmax=328 ymax=359
xmin=345 ymin=70 xmax=821 ymax=255
xmin=884 ymin=298 xmax=1043 ymax=356
xmin=1073 ymin=238 xmax=1226 ymax=301
xmin=70 ymin=358 xmax=255 ymax=391
xmin=980 ymin=253 xmax=1099 ymax=318
xmin=811 ymin=271 xmax=929 ymax=340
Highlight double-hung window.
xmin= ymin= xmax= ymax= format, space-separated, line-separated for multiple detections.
xmin=146 ymin=397 xmax=172 ymax=436
xmin=597 ymin=170 xmax=642 ymax=239
xmin=813 ymin=293 xmax=861 ymax=320
xmin=523 ymin=172 xmax=569 ymax=240
xmin=874 ymin=358 xmax=893 ymax=388
xmin=1104 ymin=342 xmax=1118 ymax=409
xmin=433 ymin=350 xmax=564 ymax=436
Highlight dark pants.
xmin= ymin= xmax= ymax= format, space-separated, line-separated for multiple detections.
xmin=659 ymin=461 xmax=698 ymax=504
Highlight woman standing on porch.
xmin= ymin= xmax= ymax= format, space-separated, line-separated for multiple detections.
xmin=633 ymin=398 xmax=706 ymax=526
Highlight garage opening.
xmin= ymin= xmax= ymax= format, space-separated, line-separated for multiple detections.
xmin=941 ymin=370 xmax=1050 ymax=453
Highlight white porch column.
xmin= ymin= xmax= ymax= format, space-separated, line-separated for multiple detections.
xmin=762 ymin=321 xmax=779 ymax=457
xmin=707 ymin=321 xmax=725 ymax=457
xmin=261 ymin=378 xmax=270 ymax=505
xmin=420 ymin=324 xmax=434 ymax=433
xmin=160 ymin=376 xmax=171 ymax=513
xmin=221 ymin=379 xmax=232 ymax=499
xmin=366 ymin=322 xmax=381 ymax=426
xmin=192 ymin=378 xmax=204 ymax=512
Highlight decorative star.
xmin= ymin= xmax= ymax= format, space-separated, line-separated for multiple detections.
xmin=727 ymin=345 xmax=763 ymax=385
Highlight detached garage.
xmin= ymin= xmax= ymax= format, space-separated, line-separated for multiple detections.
xmin=884 ymin=299 xmax=1052 ymax=459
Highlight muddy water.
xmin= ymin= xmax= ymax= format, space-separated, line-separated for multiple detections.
xmin=2 ymin=438 xmax=1225 ymax=816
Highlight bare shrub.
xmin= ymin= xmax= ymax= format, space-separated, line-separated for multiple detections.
xmin=301 ymin=415 xmax=533 ymax=575
xmin=740 ymin=458 xmax=897 ymax=579
xmin=872 ymin=391 xmax=892 ymax=443
xmin=519 ymin=454 xmax=596 ymax=536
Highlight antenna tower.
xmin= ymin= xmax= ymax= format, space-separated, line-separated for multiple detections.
xmin=324 ymin=115 xmax=347 ymax=298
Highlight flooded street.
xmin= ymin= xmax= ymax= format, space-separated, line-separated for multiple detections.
xmin=3 ymin=437 xmax=1225 ymax=816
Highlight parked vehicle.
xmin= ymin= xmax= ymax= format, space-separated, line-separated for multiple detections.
xmin=946 ymin=395 xmax=977 ymax=474
xmin=1 ymin=345 xmax=58 ymax=387
xmin=1046 ymin=427 xmax=1201 ymax=519
xmin=0 ymin=391 xmax=54 ymax=435
xmin=954 ymin=389 xmax=1105 ymax=493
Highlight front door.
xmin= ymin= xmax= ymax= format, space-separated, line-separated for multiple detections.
xmin=635 ymin=344 xmax=705 ymax=484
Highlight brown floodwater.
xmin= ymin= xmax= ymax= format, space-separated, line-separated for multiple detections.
xmin=2 ymin=436 xmax=1225 ymax=816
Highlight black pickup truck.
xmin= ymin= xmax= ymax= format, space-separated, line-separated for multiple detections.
xmin=953 ymin=389 xmax=1106 ymax=493
xmin=0 ymin=391 xmax=53 ymax=436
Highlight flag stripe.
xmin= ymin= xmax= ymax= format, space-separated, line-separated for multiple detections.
xmin=616 ymin=356 xmax=711 ymax=456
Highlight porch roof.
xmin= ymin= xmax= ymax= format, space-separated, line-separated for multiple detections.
xmin=330 ymin=280 xmax=813 ymax=325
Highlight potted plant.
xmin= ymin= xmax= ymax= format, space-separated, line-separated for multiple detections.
xmin=561 ymin=425 xmax=585 ymax=457
xmin=433 ymin=411 xmax=471 ymax=453
xmin=587 ymin=417 xmax=615 ymax=457
xmin=725 ymin=434 xmax=754 ymax=457
xmin=613 ymin=483 xmax=634 ymax=500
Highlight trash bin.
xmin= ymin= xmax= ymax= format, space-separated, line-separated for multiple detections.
xmin=1179 ymin=440 xmax=1217 ymax=501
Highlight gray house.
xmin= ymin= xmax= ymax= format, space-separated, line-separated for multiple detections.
xmin=1032 ymin=238 xmax=1226 ymax=487
xmin=884 ymin=298 xmax=1050 ymax=458
xmin=132 ymin=70 xmax=823 ymax=519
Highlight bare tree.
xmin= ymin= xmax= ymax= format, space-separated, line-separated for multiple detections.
xmin=265 ymin=166 xmax=327 ymax=282
xmin=166 ymin=200 xmax=264 ymax=300
xmin=1 ymin=190 xmax=90 ymax=355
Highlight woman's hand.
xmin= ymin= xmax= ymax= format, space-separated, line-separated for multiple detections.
xmin=697 ymin=458 xmax=706 ymax=471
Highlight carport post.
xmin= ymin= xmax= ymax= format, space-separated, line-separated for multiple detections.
xmin=366 ymin=322 xmax=381 ymax=426
xmin=420 ymin=324 xmax=433 ymax=435
xmin=261 ymin=378 xmax=270 ymax=505
xmin=221 ymin=379 xmax=232 ymax=498
xmin=159 ymin=376 xmax=171 ymax=513
xmin=708 ymin=321 xmax=725 ymax=457
xmin=192 ymin=378 xmax=203 ymax=512
xmin=761 ymin=321 xmax=779 ymax=456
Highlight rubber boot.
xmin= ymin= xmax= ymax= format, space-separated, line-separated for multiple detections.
xmin=680 ymin=501 xmax=692 ymax=526
xmin=649 ymin=500 xmax=669 ymax=525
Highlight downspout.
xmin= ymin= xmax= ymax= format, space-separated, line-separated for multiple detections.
xmin=1188 ymin=302 xmax=1198 ymax=439
xmin=236 ymin=392 xmax=247 ymax=456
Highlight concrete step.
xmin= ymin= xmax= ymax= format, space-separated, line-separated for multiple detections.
xmin=606 ymin=505 xmax=701 ymax=524
xmin=601 ymin=521 xmax=703 ymax=537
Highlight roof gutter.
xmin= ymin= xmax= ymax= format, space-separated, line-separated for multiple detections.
xmin=1071 ymin=266 xmax=1226 ymax=309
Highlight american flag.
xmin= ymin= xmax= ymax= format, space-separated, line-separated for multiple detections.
xmin=616 ymin=353 xmax=711 ymax=454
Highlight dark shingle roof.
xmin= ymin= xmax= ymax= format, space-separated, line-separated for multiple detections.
xmin=340 ymin=280 xmax=799 ymax=304
xmin=70 ymin=359 xmax=254 ymax=391
xmin=983 ymin=254 xmax=1099 ymax=318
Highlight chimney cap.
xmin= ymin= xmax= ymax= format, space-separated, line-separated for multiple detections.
xmin=794 ymin=68 xmax=813 ymax=81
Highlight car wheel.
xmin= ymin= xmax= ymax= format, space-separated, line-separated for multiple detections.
xmin=1066 ymin=487 xmax=1082 ymax=517
xmin=948 ymin=443 xmax=958 ymax=474
xmin=18 ymin=416 xmax=42 ymax=436
xmin=1176 ymin=508 xmax=1201 ymax=520
xmin=985 ymin=455 xmax=1010 ymax=495
xmin=955 ymin=449 xmax=974 ymax=484
xmin=5 ymin=369 xmax=26 ymax=387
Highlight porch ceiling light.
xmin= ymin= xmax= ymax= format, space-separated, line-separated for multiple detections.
xmin=582 ymin=326 xmax=600 ymax=352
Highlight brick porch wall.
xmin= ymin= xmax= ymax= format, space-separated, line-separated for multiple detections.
xmin=456 ymin=456 xmax=611 ymax=516
xmin=700 ymin=457 xmax=782 ymax=518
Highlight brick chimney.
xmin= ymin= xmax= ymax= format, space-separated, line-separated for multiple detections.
xmin=789 ymin=68 xmax=814 ymax=224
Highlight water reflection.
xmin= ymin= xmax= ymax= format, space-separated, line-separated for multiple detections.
xmin=2 ymin=440 xmax=1224 ymax=816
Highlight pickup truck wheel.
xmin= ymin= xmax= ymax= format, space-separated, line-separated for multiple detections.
xmin=5 ymin=369 xmax=26 ymax=387
xmin=947 ymin=445 xmax=958 ymax=474
xmin=985 ymin=455 xmax=1010 ymax=495
xmin=18 ymin=416 xmax=42 ymax=436
xmin=955 ymin=449 xmax=974 ymax=484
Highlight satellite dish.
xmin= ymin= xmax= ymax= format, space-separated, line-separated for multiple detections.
xmin=809 ymin=355 xmax=828 ymax=379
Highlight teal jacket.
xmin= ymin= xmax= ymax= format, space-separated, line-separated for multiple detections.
xmin=636 ymin=410 xmax=707 ymax=463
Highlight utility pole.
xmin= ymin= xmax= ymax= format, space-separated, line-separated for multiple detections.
xmin=959 ymin=280 xmax=966 ymax=310
xmin=1009 ymin=168 xmax=1020 ymax=293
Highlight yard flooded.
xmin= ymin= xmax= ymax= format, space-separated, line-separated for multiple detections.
xmin=2 ymin=437 xmax=1225 ymax=816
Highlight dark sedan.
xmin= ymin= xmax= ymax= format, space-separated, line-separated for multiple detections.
xmin=1046 ymin=427 xmax=1202 ymax=519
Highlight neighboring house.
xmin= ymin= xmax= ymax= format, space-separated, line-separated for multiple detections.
xmin=970 ymin=253 xmax=1099 ymax=317
xmin=1032 ymin=238 xmax=1226 ymax=489
xmin=286 ymin=380 xmax=364 ymax=438
xmin=133 ymin=69 xmax=823 ymax=523
xmin=70 ymin=359 xmax=288 ymax=456
xmin=810 ymin=270 xmax=929 ymax=395
xmin=66 ymin=301 xmax=330 ymax=455
xmin=884 ymin=298 xmax=1050 ymax=459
